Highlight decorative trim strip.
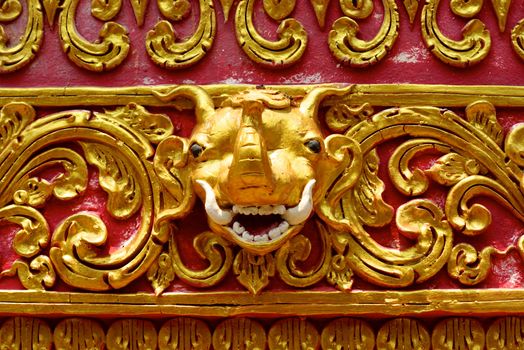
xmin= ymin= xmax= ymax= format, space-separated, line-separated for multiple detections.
xmin=3 ymin=84 xmax=524 ymax=107
xmin=1 ymin=84 xmax=524 ymax=335
xmin=0 ymin=315 xmax=523 ymax=349
xmin=1 ymin=290 xmax=524 ymax=317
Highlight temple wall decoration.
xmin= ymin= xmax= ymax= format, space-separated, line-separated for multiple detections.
xmin=1 ymin=0 xmax=524 ymax=347
xmin=1 ymin=0 xmax=523 ymax=71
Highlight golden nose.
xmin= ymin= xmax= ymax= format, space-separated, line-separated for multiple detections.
xmin=228 ymin=102 xmax=274 ymax=190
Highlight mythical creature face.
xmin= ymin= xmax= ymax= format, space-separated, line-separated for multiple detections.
xmin=154 ymin=86 xmax=361 ymax=254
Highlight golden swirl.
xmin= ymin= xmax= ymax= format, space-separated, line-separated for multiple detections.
xmin=328 ymin=0 xmax=399 ymax=67
xmin=421 ymin=0 xmax=490 ymax=67
xmin=445 ymin=175 xmax=524 ymax=235
xmin=0 ymin=0 xmax=22 ymax=22
xmin=0 ymin=255 xmax=55 ymax=290
xmin=447 ymin=243 xmax=508 ymax=285
xmin=0 ymin=205 xmax=49 ymax=258
xmin=263 ymin=0 xmax=296 ymax=20
xmin=235 ymin=0 xmax=307 ymax=67
xmin=318 ymin=102 xmax=524 ymax=287
xmin=340 ymin=0 xmax=373 ymax=19
xmin=449 ymin=0 xmax=483 ymax=18
xmin=157 ymin=0 xmax=191 ymax=21
xmin=511 ymin=20 xmax=524 ymax=62
xmin=0 ymin=0 xmax=43 ymax=73
xmin=80 ymin=142 xmax=142 ymax=220
xmin=146 ymin=0 xmax=216 ymax=69
xmin=58 ymin=0 xmax=129 ymax=72
xmin=275 ymin=221 xmax=332 ymax=288
xmin=91 ymin=0 xmax=121 ymax=21
xmin=168 ymin=231 xmax=233 ymax=288
xmin=0 ymin=108 xmax=165 ymax=290
xmin=389 ymin=139 xmax=450 ymax=196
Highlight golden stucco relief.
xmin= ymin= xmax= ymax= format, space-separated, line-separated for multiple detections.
xmin=1 ymin=84 xmax=524 ymax=297
xmin=0 ymin=0 xmax=521 ymax=72
xmin=0 ymin=315 xmax=519 ymax=350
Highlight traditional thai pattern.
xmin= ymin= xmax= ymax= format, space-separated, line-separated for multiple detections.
xmin=0 ymin=84 xmax=524 ymax=296
xmin=0 ymin=315 xmax=522 ymax=350
xmin=0 ymin=0 xmax=521 ymax=72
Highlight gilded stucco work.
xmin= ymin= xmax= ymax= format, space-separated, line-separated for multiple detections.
xmin=1 ymin=85 xmax=524 ymax=300
xmin=0 ymin=0 xmax=522 ymax=72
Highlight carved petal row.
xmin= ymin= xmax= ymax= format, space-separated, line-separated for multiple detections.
xmin=0 ymin=316 xmax=522 ymax=350
xmin=1 ymin=0 xmax=524 ymax=72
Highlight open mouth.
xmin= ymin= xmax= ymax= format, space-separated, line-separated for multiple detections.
xmin=196 ymin=179 xmax=316 ymax=244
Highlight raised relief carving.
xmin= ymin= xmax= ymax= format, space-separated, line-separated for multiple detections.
xmin=2 ymin=84 xmax=524 ymax=300
xmin=153 ymin=86 xmax=358 ymax=255
xmin=1 ymin=0 xmax=523 ymax=72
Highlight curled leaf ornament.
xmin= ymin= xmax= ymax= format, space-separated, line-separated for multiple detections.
xmin=59 ymin=0 xmax=129 ymax=72
xmin=146 ymin=0 xmax=216 ymax=69
xmin=329 ymin=0 xmax=399 ymax=67
xmin=235 ymin=0 xmax=307 ymax=67
xmin=421 ymin=0 xmax=491 ymax=67
xmin=0 ymin=0 xmax=43 ymax=73
xmin=448 ymin=243 xmax=507 ymax=285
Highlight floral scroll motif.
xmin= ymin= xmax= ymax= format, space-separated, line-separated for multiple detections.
xmin=1 ymin=0 xmax=523 ymax=72
xmin=1 ymin=85 xmax=524 ymax=296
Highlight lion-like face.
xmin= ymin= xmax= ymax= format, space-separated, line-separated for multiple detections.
xmin=189 ymin=106 xmax=326 ymax=253
xmin=154 ymin=86 xmax=360 ymax=255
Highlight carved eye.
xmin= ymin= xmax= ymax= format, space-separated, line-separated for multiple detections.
xmin=305 ymin=139 xmax=322 ymax=153
xmin=190 ymin=143 xmax=204 ymax=158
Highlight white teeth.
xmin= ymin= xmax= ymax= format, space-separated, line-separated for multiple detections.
xmin=242 ymin=232 xmax=253 ymax=241
xmin=202 ymin=180 xmax=316 ymax=243
xmin=231 ymin=220 xmax=290 ymax=243
xmin=279 ymin=221 xmax=289 ymax=232
xmin=259 ymin=205 xmax=273 ymax=215
xmin=268 ymin=227 xmax=281 ymax=240
xmin=233 ymin=221 xmax=245 ymax=235
xmin=275 ymin=205 xmax=286 ymax=215
xmin=282 ymin=179 xmax=316 ymax=225
xmin=232 ymin=204 xmax=287 ymax=216
xmin=254 ymin=234 xmax=269 ymax=242
xmin=196 ymin=180 xmax=233 ymax=225
xmin=268 ymin=220 xmax=289 ymax=240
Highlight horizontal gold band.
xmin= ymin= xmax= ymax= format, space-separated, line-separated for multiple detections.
xmin=2 ymin=84 xmax=524 ymax=108
xmin=0 ymin=289 xmax=522 ymax=317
